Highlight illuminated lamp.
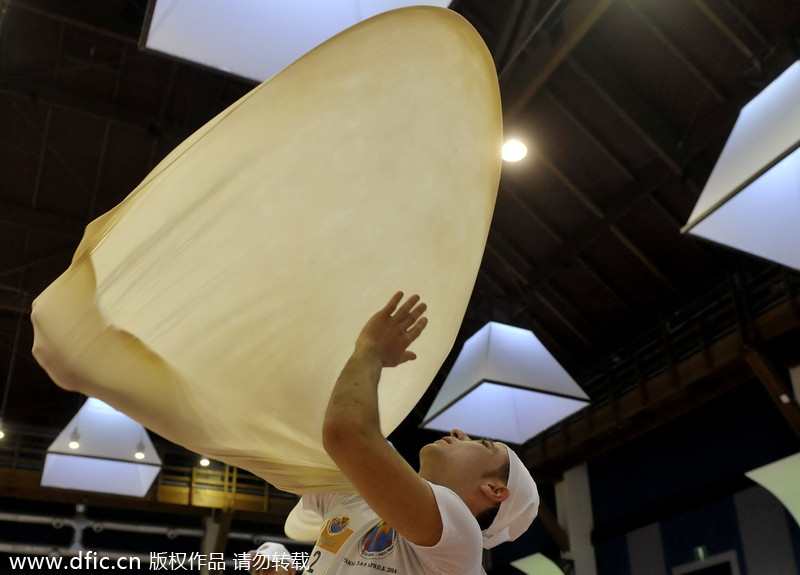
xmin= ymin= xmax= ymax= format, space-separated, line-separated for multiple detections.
xmin=140 ymin=0 xmax=450 ymax=82
xmin=502 ymin=139 xmax=528 ymax=162
xmin=421 ymin=322 xmax=590 ymax=444
xmin=682 ymin=61 xmax=800 ymax=271
xmin=42 ymin=398 xmax=161 ymax=497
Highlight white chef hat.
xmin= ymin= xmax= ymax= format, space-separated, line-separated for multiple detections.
xmin=482 ymin=445 xmax=539 ymax=549
xmin=255 ymin=541 xmax=293 ymax=569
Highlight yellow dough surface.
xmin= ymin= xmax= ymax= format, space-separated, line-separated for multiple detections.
xmin=31 ymin=7 xmax=501 ymax=494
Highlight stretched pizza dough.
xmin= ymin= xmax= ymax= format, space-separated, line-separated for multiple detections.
xmin=31 ymin=6 xmax=501 ymax=494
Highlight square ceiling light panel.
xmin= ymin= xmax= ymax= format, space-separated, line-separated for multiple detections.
xmin=422 ymin=322 xmax=590 ymax=445
xmin=42 ymin=398 xmax=162 ymax=497
xmin=683 ymin=61 xmax=800 ymax=271
xmin=141 ymin=0 xmax=452 ymax=82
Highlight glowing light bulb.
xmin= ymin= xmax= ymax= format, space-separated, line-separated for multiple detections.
xmin=69 ymin=428 xmax=80 ymax=449
xmin=134 ymin=439 xmax=146 ymax=460
xmin=502 ymin=139 xmax=527 ymax=162
xmin=199 ymin=457 xmax=210 ymax=467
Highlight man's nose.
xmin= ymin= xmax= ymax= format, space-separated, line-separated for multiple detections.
xmin=450 ymin=429 xmax=471 ymax=441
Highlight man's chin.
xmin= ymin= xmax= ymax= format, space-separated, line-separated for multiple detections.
xmin=418 ymin=442 xmax=437 ymax=458
xmin=419 ymin=440 xmax=446 ymax=460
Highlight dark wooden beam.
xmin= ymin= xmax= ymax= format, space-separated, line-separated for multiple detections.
xmin=88 ymin=122 xmax=112 ymax=221
xmin=0 ymin=245 xmax=75 ymax=278
xmin=7 ymin=0 xmax=140 ymax=44
xmin=745 ymin=348 xmax=800 ymax=438
xmin=490 ymin=0 xmax=526 ymax=65
xmin=625 ymin=0 xmax=725 ymax=103
xmin=542 ymin=88 xmax=636 ymax=182
xmin=513 ymin=168 xmax=675 ymax=316
xmin=690 ymin=0 xmax=764 ymax=72
xmin=535 ymin=149 xmax=605 ymax=219
xmin=486 ymin=230 xmax=532 ymax=286
xmin=535 ymin=286 xmax=597 ymax=347
xmin=2 ymin=81 xmax=159 ymax=135
xmin=575 ymin=256 xmax=640 ymax=320
xmin=0 ymin=467 xmax=296 ymax=530
xmin=609 ymin=226 xmax=680 ymax=296
xmin=213 ymin=509 xmax=235 ymax=554
xmin=501 ymin=0 xmax=616 ymax=120
xmin=523 ymin=294 xmax=800 ymax=472
xmin=498 ymin=0 xmax=542 ymax=71
xmin=0 ymin=202 xmax=84 ymax=239
xmin=501 ymin=183 xmax=566 ymax=244
xmin=477 ymin=268 xmax=510 ymax=298
xmin=0 ymin=289 xmax=30 ymax=314
xmin=538 ymin=498 xmax=570 ymax=552
xmin=564 ymin=51 xmax=686 ymax=178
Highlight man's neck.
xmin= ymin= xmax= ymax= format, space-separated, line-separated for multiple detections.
xmin=418 ymin=472 xmax=488 ymax=519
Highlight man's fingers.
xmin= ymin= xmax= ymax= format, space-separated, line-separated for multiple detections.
xmin=410 ymin=301 xmax=427 ymax=320
xmin=374 ymin=292 xmax=428 ymax=346
xmin=396 ymin=293 xmax=421 ymax=317
xmin=408 ymin=316 xmax=428 ymax=340
xmin=393 ymin=294 xmax=424 ymax=328
xmin=382 ymin=291 xmax=405 ymax=315
xmin=399 ymin=306 xmax=426 ymax=332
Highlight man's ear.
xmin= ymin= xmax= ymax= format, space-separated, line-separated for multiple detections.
xmin=480 ymin=481 xmax=509 ymax=504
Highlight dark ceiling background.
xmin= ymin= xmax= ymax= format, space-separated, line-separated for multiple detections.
xmin=1 ymin=0 xmax=800 ymax=570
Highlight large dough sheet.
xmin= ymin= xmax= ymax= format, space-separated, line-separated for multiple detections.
xmin=31 ymin=7 xmax=501 ymax=494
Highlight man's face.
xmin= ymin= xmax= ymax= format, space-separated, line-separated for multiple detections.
xmin=418 ymin=429 xmax=508 ymax=485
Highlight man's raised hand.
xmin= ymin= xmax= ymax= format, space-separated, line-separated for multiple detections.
xmin=355 ymin=292 xmax=428 ymax=368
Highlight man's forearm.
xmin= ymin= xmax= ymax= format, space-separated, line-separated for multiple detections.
xmin=318 ymin=294 xmax=442 ymax=548
xmin=323 ymin=292 xmax=426 ymax=458
xmin=323 ymin=344 xmax=384 ymax=449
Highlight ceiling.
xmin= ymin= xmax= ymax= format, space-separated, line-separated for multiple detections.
xmin=2 ymin=0 xmax=800 ymax=566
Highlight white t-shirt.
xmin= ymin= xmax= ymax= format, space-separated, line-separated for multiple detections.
xmin=300 ymin=482 xmax=483 ymax=574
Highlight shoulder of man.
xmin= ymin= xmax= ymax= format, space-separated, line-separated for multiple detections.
xmin=406 ymin=482 xmax=483 ymax=574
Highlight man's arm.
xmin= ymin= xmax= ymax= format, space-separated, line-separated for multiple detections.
xmin=322 ymin=292 xmax=442 ymax=546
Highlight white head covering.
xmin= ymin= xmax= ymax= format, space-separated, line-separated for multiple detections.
xmin=255 ymin=541 xmax=294 ymax=570
xmin=482 ymin=445 xmax=539 ymax=549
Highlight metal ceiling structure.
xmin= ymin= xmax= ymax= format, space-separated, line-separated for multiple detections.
xmin=1 ymin=0 xmax=800 ymax=569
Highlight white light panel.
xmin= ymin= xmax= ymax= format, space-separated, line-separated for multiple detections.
xmin=42 ymin=398 xmax=161 ymax=497
xmin=422 ymin=322 xmax=589 ymax=444
xmin=746 ymin=451 xmax=800 ymax=528
xmin=141 ymin=0 xmax=451 ymax=82
xmin=683 ymin=61 xmax=800 ymax=270
xmin=42 ymin=454 xmax=161 ymax=497
xmin=688 ymin=146 xmax=800 ymax=269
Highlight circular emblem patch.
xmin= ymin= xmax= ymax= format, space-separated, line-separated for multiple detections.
xmin=327 ymin=517 xmax=350 ymax=535
xmin=359 ymin=521 xmax=396 ymax=560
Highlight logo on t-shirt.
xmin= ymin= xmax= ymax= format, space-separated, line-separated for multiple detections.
xmin=316 ymin=517 xmax=354 ymax=553
xmin=328 ymin=517 xmax=351 ymax=535
xmin=359 ymin=521 xmax=396 ymax=560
